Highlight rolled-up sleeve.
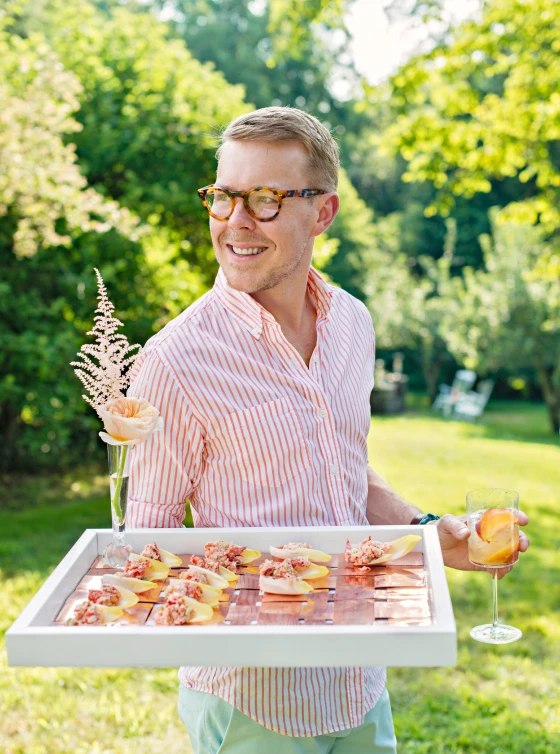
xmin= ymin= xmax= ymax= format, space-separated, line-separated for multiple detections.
xmin=126 ymin=350 xmax=205 ymax=528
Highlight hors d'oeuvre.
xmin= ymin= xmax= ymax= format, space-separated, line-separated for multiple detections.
xmin=269 ymin=542 xmax=331 ymax=563
xmin=179 ymin=565 xmax=229 ymax=589
xmin=165 ymin=579 xmax=220 ymax=607
xmin=258 ymin=559 xmax=314 ymax=595
xmin=102 ymin=572 xmax=158 ymax=594
xmin=123 ymin=552 xmax=169 ymax=581
xmin=205 ymin=540 xmax=260 ymax=569
xmin=190 ymin=555 xmax=238 ymax=582
xmin=155 ymin=592 xmax=213 ymax=626
xmin=344 ymin=534 xmax=421 ymax=569
xmin=87 ymin=583 xmax=138 ymax=609
xmin=66 ymin=599 xmax=123 ymax=626
xmin=141 ymin=541 xmax=182 ymax=567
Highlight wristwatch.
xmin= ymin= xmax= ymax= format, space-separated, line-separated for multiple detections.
xmin=410 ymin=512 xmax=441 ymax=526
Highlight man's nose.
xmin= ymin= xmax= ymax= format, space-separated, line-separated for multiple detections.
xmin=228 ymin=196 xmax=256 ymax=228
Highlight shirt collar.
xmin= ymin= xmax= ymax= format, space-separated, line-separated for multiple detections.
xmin=214 ymin=266 xmax=333 ymax=339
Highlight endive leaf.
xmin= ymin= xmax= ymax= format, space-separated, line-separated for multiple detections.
xmin=167 ymin=579 xmax=220 ymax=607
xmin=219 ymin=565 xmax=238 ymax=582
xmin=240 ymin=548 xmax=261 ymax=564
xmin=298 ymin=564 xmax=329 ymax=580
xmin=157 ymin=548 xmax=183 ymax=567
xmin=181 ymin=596 xmax=213 ymax=623
xmin=269 ymin=545 xmax=331 ymax=563
xmin=185 ymin=565 xmax=229 ymax=589
xmin=128 ymin=553 xmax=169 ymax=580
xmin=113 ymin=585 xmax=139 ymax=609
xmin=103 ymin=573 xmax=158 ymax=593
xmin=259 ymin=575 xmax=314 ymax=595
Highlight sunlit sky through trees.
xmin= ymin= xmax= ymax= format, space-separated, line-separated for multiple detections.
xmin=333 ymin=0 xmax=481 ymax=97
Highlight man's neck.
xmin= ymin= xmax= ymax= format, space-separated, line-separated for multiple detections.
xmin=250 ymin=267 xmax=318 ymax=365
xmin=250 ymin=267 xmax=313 ymax=334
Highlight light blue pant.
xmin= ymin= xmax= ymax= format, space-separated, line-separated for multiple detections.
xmin=178 ymin=684 xmax=397 ymax=754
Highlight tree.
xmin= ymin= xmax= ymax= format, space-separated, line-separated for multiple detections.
xmin=379 ymin=0 xmax=560 ymax=230
xmin=365 ymin=217 xmax=457 ymax=400
xmin=0 ymin=0 xmax=250 ymax=470
xmin=0 ymin=11 xmax=138 ymax=259
xmin=441 ymin=213 xmax=560 ymax=433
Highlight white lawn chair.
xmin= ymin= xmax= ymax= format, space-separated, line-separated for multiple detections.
xmin=452 ymin=379 xmax=495 ymax=421
xmin=432 ymin=369 xmax=477 ymax=416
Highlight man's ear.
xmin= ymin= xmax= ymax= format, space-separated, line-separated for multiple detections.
xmin=310 ymin=193 xmax=339 ymax=238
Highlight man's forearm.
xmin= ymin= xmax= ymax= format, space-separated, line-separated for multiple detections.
xmin=365 ymin=464 xmax=423 ymax=525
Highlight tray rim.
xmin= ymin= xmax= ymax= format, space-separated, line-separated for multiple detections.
xmin=6 ymin=525 xmax=457 ymax=668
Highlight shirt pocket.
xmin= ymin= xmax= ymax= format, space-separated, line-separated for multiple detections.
xmin=222 ymin=396 xmax=310 ymax=488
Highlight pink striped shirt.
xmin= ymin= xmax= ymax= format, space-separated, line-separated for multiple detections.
xmin=127 ymin=265 xmax=386 ymax=736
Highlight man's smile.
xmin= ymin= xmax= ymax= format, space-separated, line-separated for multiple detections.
xmin=226 ymin=243 xmax=269 ymax=259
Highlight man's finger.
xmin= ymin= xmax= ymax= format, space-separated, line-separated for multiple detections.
xmin=519 ymin=532 xmax=530 ymax=552
xmin=439 ymin=514 xmax=470 ymax=539
xmin=518 ymin=510 xmax=529 ymax=526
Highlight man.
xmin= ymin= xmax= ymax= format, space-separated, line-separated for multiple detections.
xmin=127 ymin=106 xmax=529 ymax=753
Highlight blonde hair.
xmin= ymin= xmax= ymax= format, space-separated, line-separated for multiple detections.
xmin=216 ymin=106 xmax=340 ymax=191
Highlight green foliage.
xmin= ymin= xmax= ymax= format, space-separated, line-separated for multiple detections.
xmin=267 ymin=0 xmax=350 ymax=62
xmin=0 ymin=0 xmax=250 ymax=470
xmin=0 ymin=10 xmax=139 ymax=258
xmin=18 ymin=0 xmax=250 ymax=287
xmin=440 ymin=213 xmax=560 ymax=431
xmin=365 ymin=217 xmax=458 ymax=399
xmin=380 ymin=0 xmax=560 ymax=227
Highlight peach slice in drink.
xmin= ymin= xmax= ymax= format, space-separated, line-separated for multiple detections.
xmin=479 ymin=509 xmax=517 ymax=543
xmin=475 ymin=509 xmax=519 ymax=565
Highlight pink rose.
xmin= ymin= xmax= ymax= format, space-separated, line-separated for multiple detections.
xmin=97 ymin=396 xmax=163 ymax=446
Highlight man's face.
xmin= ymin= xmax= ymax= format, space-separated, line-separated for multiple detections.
xmin=210 ymin=140 xmax=320 ymax=294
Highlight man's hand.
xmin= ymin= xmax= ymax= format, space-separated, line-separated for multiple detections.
xmin=437 ymin=513 xmax=529 ymax=579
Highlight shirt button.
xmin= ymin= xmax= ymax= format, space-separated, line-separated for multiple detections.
xmin=318 ymin=408 xmax=327 ymax=419
xmin=330 ymin=464 xmax=338 ymax=476
xmin=251 ymin=327 xmax=260 ymax=337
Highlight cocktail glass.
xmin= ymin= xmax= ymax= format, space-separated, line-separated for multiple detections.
xmin=466 ymin=488 xmax=522 ymax=644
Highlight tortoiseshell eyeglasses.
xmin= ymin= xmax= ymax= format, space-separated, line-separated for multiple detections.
xmin=197 ymin=185 xmax=328 ymax=222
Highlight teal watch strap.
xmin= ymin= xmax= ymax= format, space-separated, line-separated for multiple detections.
xmin=412 ymin=513 xmax=441 ymax=525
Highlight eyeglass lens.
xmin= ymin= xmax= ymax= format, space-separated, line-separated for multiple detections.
xmin=207 ymin=189 xmax=279 ymax=220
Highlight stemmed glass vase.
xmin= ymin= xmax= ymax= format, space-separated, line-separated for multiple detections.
xmin=102 ymin=441 xmax=134 ymax=567
xmin=466 ymin=487 xmax=522 ymax=644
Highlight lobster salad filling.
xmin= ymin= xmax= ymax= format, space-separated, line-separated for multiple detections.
xmin=258 ymin=558 xmax=314 ymax=595
xmin=139 ymin=542 xmax=182 ymax=567
xmin=156 ymin=593 xmax=196 ymax=625
xmin=155 ymin=593 xmax=213 ymax=626
xmin=179 ymin=567 xmax=210 ymax=585
xmin=260 ymin=558 xmax=303 ymax=581
xmin=66 ymin=599 xmax=122 ymax=626
xmin=344 ymin=537 xmax=391 ymax=567
xmin=123 ymin=557 xmax=150 ymax=580
xmin=164 ymin=580 xmax=203 ymax=601
xmin=87 ymin=584 xmax=120 ymax=606
xmin=141 ymin=542 xmax=162 ymax=561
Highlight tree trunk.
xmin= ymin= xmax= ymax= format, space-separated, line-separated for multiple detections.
xmin=535 ymin=365 xmax=560 ymax=435
xmin=420 ymin=347 xmax=442 ymax=404
xmin=0 ymin=401 xmax=20 ymax=472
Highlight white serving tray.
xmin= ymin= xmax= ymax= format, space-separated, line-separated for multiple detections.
xmin=6 ymin=526 xmax=456 ymax=668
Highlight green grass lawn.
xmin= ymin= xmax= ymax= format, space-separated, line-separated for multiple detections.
xmin=1 ymin=401 xmax=559 ymax=753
